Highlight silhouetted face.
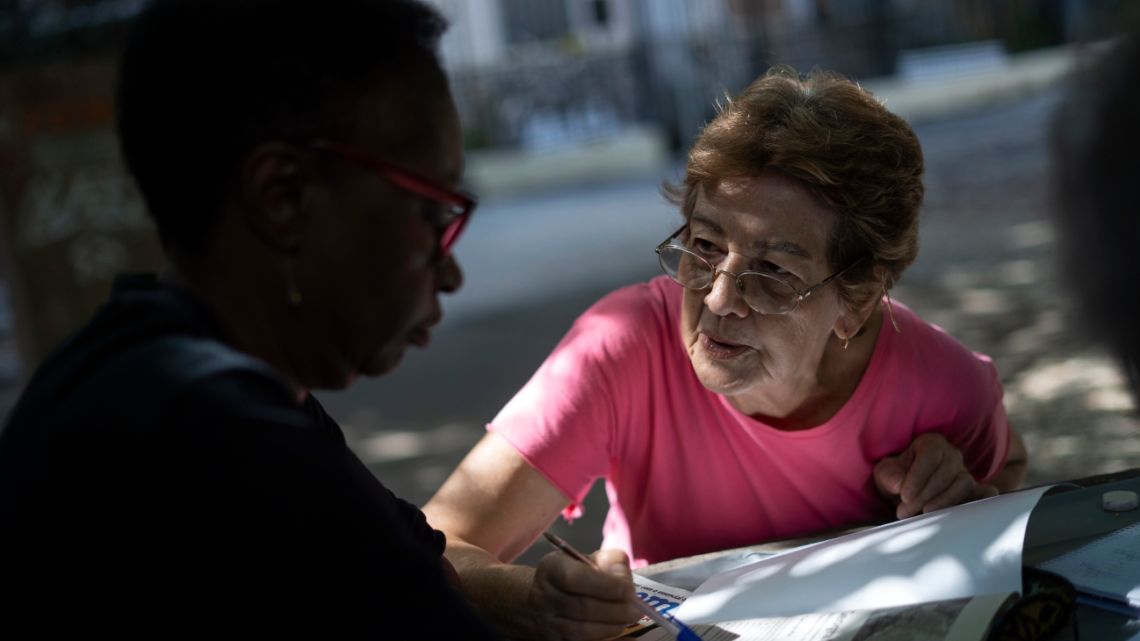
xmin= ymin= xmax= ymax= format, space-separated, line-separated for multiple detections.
xmin=295 ymin=86 xmax=465 ymax=386
xmin=679 ymin=171 xmax=847 ymax=400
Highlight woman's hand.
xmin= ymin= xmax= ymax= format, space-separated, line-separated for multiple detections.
xmin=873 ymin=432 xmax=998 ymax=519
xmin=527 ymin=548 xmax=643 ymax=641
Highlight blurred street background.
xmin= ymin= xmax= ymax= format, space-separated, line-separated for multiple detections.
xmin=1 ymin=0 xmax=1139 ymax=563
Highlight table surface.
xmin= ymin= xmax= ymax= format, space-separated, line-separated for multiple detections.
xmin=636 ymin=469 xmax=1140 ymax=640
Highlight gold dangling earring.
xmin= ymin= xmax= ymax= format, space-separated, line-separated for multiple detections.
xmin=882 ymin=283 xmax=901 ymax=334
xmin=843 ymin=336 xmax=850 ymax=351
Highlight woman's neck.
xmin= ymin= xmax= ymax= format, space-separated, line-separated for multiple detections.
xmin=729 ymin=306 xmax=884 ymax=430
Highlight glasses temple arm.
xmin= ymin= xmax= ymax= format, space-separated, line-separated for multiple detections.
xmin=802 ymin=255 xmax=869 ymax=299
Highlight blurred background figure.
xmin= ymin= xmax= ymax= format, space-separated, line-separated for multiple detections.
xmin=1 ymin=0 xmax=1139 ymax=566
xmin=1051 ymin=28 xmax=1140 ymax=402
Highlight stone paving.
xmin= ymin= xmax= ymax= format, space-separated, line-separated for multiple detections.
xmin=894 ymin=90 xmax=1140 ymax=487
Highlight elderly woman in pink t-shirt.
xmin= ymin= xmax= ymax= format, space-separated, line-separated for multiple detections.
xmin=424 ymin=67 xmax=1029 ymax=641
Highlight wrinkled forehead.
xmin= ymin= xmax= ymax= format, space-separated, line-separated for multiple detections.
xmin=689 ymin=173 xmax=838 ymax=262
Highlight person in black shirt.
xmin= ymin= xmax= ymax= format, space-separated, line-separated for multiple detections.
xmin=0 ymin=0 xmax=502 ymax=638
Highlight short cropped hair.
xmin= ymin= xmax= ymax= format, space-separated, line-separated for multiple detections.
xmin=115 ymin=0 xmax=448 ymax=260
xmin=667 ymin=67 xmax=925 ymax=311
xmin=1052 ymin=33 xmax=1140 ymax=397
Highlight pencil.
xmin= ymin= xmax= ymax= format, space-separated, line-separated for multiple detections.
xmin=542 ymin=532 xmax=702 ymax=641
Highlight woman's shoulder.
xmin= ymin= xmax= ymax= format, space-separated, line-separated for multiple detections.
xmin=585 ymin=275 xmax=677 ymax=314
xmin=539 ymin=276 xmax=684 ymax=385
xmin=570 ymin=276 xmax=679 ymax=340
xmin=71 ymin=335 xmax=301 ymax=444
xmin=883 ymin=299 xmax=999 ymax=383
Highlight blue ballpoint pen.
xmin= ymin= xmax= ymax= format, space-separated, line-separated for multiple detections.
xmin=543 ymin=531 xmax=702 ymax=641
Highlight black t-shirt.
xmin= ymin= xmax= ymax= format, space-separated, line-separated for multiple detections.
xmin=0 ymin=275 xmax=502 ymax=639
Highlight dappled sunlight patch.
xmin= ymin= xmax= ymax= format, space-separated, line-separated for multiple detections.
xmin=836 ymin=556 xmax=972 ymax=612
xmin=876 ymin=524 xmax=940 ymax=554
xmin=1085 ymin=386 xmax=1136 ymax=413
xmin=957 ymin=288 xmax=1013 ymax=315
xmin=790 ymin=515 xmax=949 ymax=579
xmin=984 ymin=516 xmax=1032 ymax=566
xmin=351 ymin=422 xmax=480 ymax=464
xmin=1087 ymin=412 xmax=1140 ymax=437
xmin=1020 ymin=415 xmax=1140 ymax=485
xmin=1001 ymin=309 xmax=1064 ymax=355
xmin=1007 ymin=221 xmax=1053 ymax=250
xmin=1032 ymin=434 xmax=1081 ymax=457
xmin=790 ymin=538 xmax=870 ymax=578
xmin=1101 ymin=440 xmax=1140 ymax=455
xmin=939 ymin=267 xmax=981 ymax=291
xmin=1013 ymin=354 xmax=1127 ymax=402
xmin=359 ymin=430 xmax=425 ymax=460
xmin=998 ymin=259 xmax=1039 ymax=286
xmin=1103 ymin=458 xmax=1140 ymax=474
xmin=739 ymin=562 xmax=786 ymax=583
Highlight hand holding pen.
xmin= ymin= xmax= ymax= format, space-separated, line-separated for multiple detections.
xmin=544 ymin=532 xmax=702 ymax=641
xmin=528 ymin=535 xmax=647 ymax=640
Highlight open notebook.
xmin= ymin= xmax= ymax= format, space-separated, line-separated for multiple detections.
xmin=1038 ymin=521 xmax=1140 ymax=616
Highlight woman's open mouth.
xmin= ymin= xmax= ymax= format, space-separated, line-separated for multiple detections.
xmin=700 ymin=332 xmax=749 ymax=359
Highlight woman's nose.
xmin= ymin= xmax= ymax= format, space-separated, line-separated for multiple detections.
xmin=703 ymin=268 xmax=749 ymax=317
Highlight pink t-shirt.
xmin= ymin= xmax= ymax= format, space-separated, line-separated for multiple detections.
xmin=490 ymin=276 xmax=1011 ymax=567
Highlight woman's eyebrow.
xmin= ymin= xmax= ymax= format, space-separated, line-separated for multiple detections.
xmin=688 ymin=213 xmax=723 ymax=235
xmin=756 ymin=239 xmax=811 ymax=260
xmin=691 ymin=212 xmax=812 ymax=260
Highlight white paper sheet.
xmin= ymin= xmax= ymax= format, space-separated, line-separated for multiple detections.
xmin=675 ymin=486 xmax=1054 ymax=624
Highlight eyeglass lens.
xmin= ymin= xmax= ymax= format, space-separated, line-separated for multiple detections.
xmin=657 ymin=245 xmax=799 ymax=314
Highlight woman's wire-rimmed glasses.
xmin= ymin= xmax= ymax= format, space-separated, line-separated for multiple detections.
xmin=310 ymin=139 xmax=477 ymax=255
xmin=655 ymin=223 xmax=866 ymax=315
